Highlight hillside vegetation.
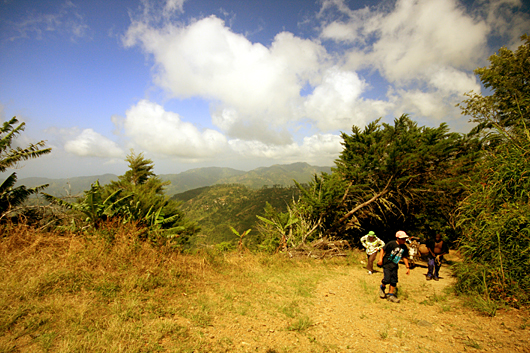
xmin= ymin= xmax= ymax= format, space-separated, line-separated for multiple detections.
xmin=172 ymin=184 xmax=302 ymax=248
xmin=1 ymin=224 xmax=528 ymax=352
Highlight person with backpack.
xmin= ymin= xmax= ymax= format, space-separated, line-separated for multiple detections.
xmin=377 ymin=230 xmax=411 ymax=303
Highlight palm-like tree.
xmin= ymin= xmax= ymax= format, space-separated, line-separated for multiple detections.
xmin=0 ymin=117 xmax=51 ymax=220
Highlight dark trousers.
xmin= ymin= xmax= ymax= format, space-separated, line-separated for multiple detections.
xmin=427 ymin=256 xmax=443 ymax=277
xmin=366 ymin=252 xmax=378 ymax=272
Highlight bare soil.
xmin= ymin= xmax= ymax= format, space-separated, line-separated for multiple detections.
xmin=196 ymin=253 xmax=530 ymax=352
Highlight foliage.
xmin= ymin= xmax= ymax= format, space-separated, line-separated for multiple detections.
xmin=229 ymin=226 xmax=251 ymax=251
xmin=256 ymin=199 xmax=322 ymax=253
xmin=175 ymin=184 xmax=301 ymax=249
xmin=44 ymin=150 xmax=198 ymax=246
xmin=43 ymin=180 xmax=131 ymax=229
xmin=287 ymin=115 xmax=479 ymax=247
xmin=110 ymin=151 xmax=199 ymax=246
xmin=454 ymin=35 xmax=530 ymax=305
xmin=455 ymin=126 xmax=530 ymax=304
xmin=0 ymin=117 xmax=51 ymax=220
xmin=458 ymin=34 xmax=530 ymax=139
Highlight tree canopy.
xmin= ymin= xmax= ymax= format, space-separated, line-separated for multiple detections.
xmin=459 ymin=34 xmax=530 ymax=138
xmin=292 ymin=115 xmax=480 ymax=244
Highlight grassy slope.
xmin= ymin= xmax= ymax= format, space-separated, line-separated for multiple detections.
xmin=0 ymin=223 xmax=338 ymax=352
xmin=1 ymin=223 xmax=529 ymax=352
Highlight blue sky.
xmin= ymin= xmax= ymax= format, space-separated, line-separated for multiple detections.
xmin=1 ymin=0 xmax=529 ymax=179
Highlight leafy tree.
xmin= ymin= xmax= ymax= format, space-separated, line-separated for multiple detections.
xmin=106 ymin=151 xmax=199 ymax=245
xmin=0 ymin=117 xmax=51 ymax=220
xmin=458 ymin=34 xmax=530 ymax=138
xmin=293 ymin=115 xmax=479 ymax=245
xmin=115 ymin=149 xmax=157 ymax=187
xmin=43 ymin=180 xmax=131 ymax=229
xmin=44 ymin=150 xmax=198 ymax=246
xmin=455 ymin=133 xmax=530 ymax=305
xmin=454 ymin=35 xmax=530 ymax=306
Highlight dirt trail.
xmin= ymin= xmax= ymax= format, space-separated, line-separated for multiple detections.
xmin=309 ymin=255 xmax=529 ymax=352
xmin=200 ymin=254 xmax=530 ymax=352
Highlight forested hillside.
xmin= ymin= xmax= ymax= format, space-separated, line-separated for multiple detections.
xmin=172 ymin=184 xmax=302 ymax=248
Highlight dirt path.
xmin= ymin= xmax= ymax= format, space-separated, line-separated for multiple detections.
xmin=200 ymin=254 xmax=529 ymax=352
xmin=308 ymin=255 xmax=529 ymax=352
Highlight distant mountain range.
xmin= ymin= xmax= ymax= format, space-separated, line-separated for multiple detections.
xmin=17 ymin=162 xmax=332 ymax=197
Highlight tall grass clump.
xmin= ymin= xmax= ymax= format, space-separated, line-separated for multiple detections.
xmin=455 ymin=129 xmax=530 ymax=307
xmin=0 ymin=220 xmax=209 ymax=352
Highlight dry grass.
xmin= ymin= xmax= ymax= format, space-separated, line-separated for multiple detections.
xmin=0 ymin=222 xmax=350 ymax=352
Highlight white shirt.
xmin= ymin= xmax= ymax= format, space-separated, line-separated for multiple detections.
xmin=360 ymin=235 xmax=385 ymax=255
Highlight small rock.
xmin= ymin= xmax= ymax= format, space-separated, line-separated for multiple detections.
xmin=416 ymin=320 xmax=433 ymax=327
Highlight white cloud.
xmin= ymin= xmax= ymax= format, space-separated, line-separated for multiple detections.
xmin=369 ymin=0 xmax=488 ymax=82
xmin=476 ymin=0 xmax=530 ymax=49
xmin=303 ymin=67 xmax=392 ymax=130
xmin=228 ymin=133 xmax=342 ymax=165
xmin=427 ymin=66 xmax=481 ymax=95
xmin=164 ymin=0 xmax=187 ymax=14
xmin=316 ymin=0 xmax=530 ymax=127
xmin=64 ymin=129 xmax=124 ymax=158
xmin=125 ymin=16 xmax=326 ymax=119
xmin=118 ymin=0 xmax=528 ymax=171
xmin=122 ymin=100 xmax=227 ymax=159
xmin=321 ymin=0 xmax=528 ymax=82
xmin=123 ymin=15 xmax=337 ymax=141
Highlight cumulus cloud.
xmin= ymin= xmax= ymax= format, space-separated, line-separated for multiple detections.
xmin=124 ymin=16 xmax=326 ymax=133
xmin=321 ymin=0 xmax=490 ymax=81
xmin=228 ymin=133 xmax=343 ymax=165
xmin=116 ymin=0 xmax=529 ymax=169
xmin=122 ymin=100 xmax=227 ymax=159
xmin=303 ymin=66 xmax=392 ymax=130
xmin=315 ymin=0 xmax=530 ymax=126
xmin=64 ymin=129 xmax=124 ymax=158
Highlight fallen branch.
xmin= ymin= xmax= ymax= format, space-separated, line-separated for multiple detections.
xmin=338 ymin=176 xmax=393 ymax=224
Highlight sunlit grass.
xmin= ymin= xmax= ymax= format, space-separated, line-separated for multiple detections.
xmin=0 ymin=222 xmax=343 ymax=352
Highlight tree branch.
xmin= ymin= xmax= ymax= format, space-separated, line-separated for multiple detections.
xmin=338 ymin=176 xmax=393 ymax=224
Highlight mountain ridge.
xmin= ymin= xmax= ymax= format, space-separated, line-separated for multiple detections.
xmin=17 ymin=162 xmax=332 ymax=197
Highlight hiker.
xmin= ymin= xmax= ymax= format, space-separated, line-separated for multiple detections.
xmin=377 ymin=230 xmax=410 ymax=303
xmin=360 ymin=231 xmax=385 ymax=275
xmin=425 ymin=234 xmax=449 ymax=281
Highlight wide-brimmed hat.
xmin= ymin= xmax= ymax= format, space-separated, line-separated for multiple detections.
xmin=368 ymin=231 xmax=375 ymax=236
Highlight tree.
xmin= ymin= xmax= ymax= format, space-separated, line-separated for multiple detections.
xmin=458 ymin=34 xmax=530 ymax=138
xmin=116 ymin=150 xmax=157 ymax=187
xmin=43 ymin=180 xmax=131 ymax=229
xmin=106 ymin=150 xmax=199 ymax=245
xmin=44 ymin=150 xmax=198 ymax=246
xmin=0 ymin=117 xmax=51 ymax=220
xmin=454 ymin=35 xmax=530 ymax=306
xmin=269 ymin=115 xmax=479 ymax=252
xmin=318 ymin=115 xmax=479 ymax=242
